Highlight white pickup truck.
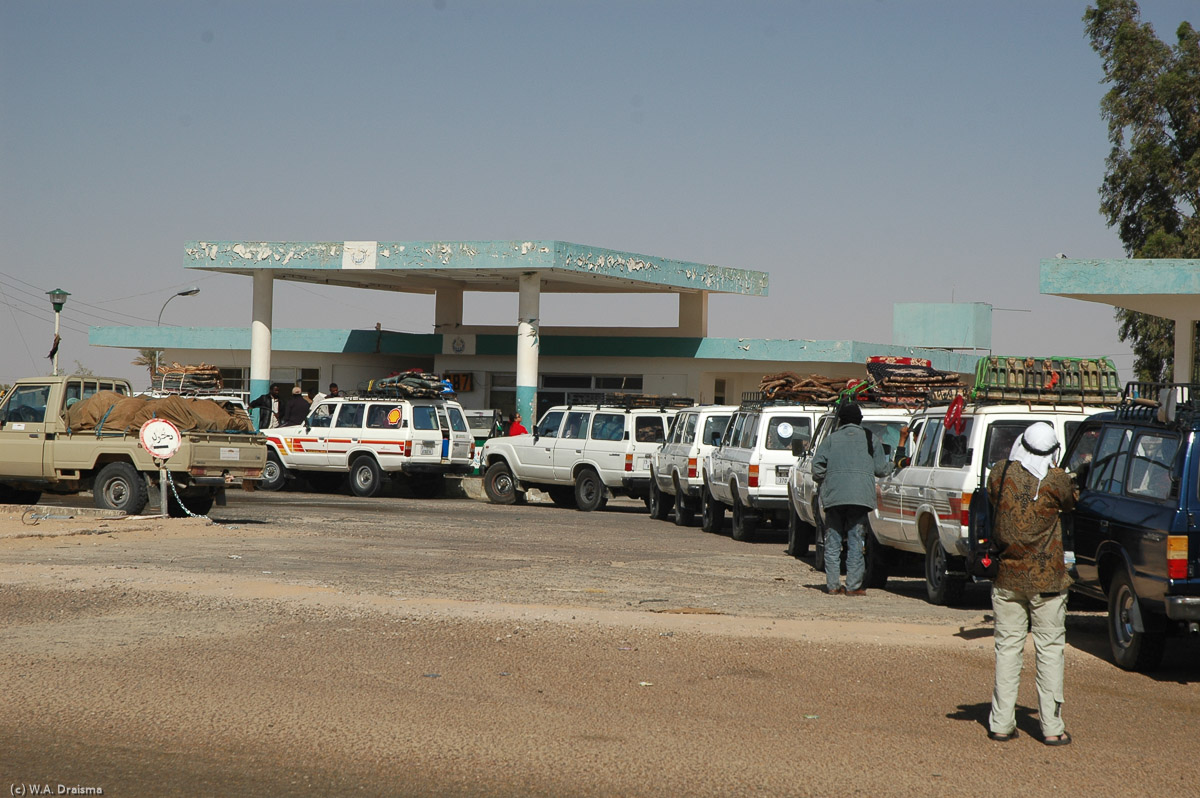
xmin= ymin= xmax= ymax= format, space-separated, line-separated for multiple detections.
xmin=480 ymin=400 xmax=689 ymax=511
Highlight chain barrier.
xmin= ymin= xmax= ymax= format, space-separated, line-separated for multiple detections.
xmin=163 ymin=469 xmax=215 ymax=523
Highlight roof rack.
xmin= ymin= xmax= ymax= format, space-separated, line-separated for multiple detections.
xmin=739 ymin=391 xmax=829 ymax=410
xmin=971 ymin=356 xmax=1121 ymax=404
xmin=560 ymin=393 xmax=694 ymax=411
xmin=1116 ymin=382 xmax=1200 ymax=426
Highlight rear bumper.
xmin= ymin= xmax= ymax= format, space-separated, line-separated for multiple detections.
xmin=622 ymin=476 xmax=651 ymax=496
xmin=747 ymin=495 xmax=788 ymax=510
xmin=1165 ymin=596 xmax=1200 ymax=621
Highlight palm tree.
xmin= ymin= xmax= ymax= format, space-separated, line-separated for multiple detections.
xmin=131 ymin=348 xmax=162 ymax=381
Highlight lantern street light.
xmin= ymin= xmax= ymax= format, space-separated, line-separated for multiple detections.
xmin=154 ymin=287 xmax=201 ymax=374
xmin=46 ymin=289 xmax=70 ymax=376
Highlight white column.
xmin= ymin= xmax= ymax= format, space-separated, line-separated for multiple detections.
xmin=250 ymin=271 xmax=274 ymax=401
xmin=1173 ymin=316 xmax=1194 ymax=383
xmin=517 ymin=273 xmax=541 ymax=423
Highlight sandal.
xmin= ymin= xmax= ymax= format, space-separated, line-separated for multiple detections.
xmin=1043 ymin=732 xmax=1072 ymax=747
xmin=987 ymin=730 xmax=1017 ymax=742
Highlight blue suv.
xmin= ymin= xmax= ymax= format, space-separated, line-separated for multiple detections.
xmin=1063 ymin=382 xmax=1200 ymax=671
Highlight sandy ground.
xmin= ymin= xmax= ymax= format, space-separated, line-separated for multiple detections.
xmin=1 ymin=500 xmax=1197 ymax=797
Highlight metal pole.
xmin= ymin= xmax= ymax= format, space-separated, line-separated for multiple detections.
xmin=160 ymin=465 xmax=169 ymax=518
xmin=53 ymin=309 xmax=60 ymax=376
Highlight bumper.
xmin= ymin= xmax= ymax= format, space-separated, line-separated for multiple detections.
xmin=1165 ymin=596 xmax=1200 ymax=621
xmin=747 ymin=494 xmax=789 ymax=510
xmin=622 ymin=476 xmax=651 ymax=496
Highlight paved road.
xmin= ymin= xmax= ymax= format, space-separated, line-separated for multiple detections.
xmin=2 ymin=489 xmax=1197 ymax=796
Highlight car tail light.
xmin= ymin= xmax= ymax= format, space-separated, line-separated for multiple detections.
xmin=625 ymin=454 xmax=633 ymax=472
xmin=749 ymin=464 xmax=759 ymax=489
xmin=403 ymin=440 xmax=412 ymax=457
xmin=1168 ymin=536 xmax=1188 ymax=579
xmin=948 ymin=493 xmax=969 ymax=527
xmin=469 ymin=441 xmax=476 ymax=458
xmin=687 ymin=457 xmax=697 ymax=479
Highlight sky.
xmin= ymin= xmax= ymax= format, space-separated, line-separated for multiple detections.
xmin=2 ymin=0 xmax=1196 ymax=387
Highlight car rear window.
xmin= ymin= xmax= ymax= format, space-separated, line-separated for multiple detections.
xmin=635 ymin=416 xmax=665 ymax=443
xmin=412 ymin=406 xmax=439 ymax=430
xmin=766 ymin=416 xmax=811 ymax=450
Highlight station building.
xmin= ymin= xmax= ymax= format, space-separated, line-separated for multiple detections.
xmin=90 ymin=240 xmax=984 ymax=420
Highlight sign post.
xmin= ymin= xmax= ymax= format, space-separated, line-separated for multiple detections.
xmin=139 ymin=419 xmax=182 ymax=518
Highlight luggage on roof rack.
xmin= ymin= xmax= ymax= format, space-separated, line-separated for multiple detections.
xmin=864 ymin=357 xmax=967 ymax=405
xmin=604 ymin=393 xmax=694 ymax=409
xmin=757 ymin=373 xmax=865 ymax=403
xmin=740 ymin=390 xmax=830 ymax=410
xmin=973 ymin=356 xmax=1121 ymax=403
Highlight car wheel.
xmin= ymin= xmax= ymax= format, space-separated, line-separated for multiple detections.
xmin=648 ymin=475 xmax=673 ymax=521
xmin=93 ymin=462 xmax=149 ymax=514
xmin=785 ymin=496 xmax=813 ymax=557
xmin=547 ymin=486 xmax=577 ymax=509
xmin=672 ymin=476 xmax=695 ymax=526
xmin=924 ymin=535 xmax=965 ymax=606
xmin=260 ymin=451 xmax=289 ymax=492
xmin=863 ymin=530 xmax=890 ymax=589
xmin=731 ymin=492 xmax=757 ymax=542
xmin=483 ymin=462 xmax=518 ymax=505
xmin=574 ymin=469 xmax=606 ymax=512
xmin=168 ymin=491 xmax=214 ymax=518
xmin=700 ymin=488 xmax=724 ymax=533
xmin=349 ymin=456 xmax=384 ymax=498
xmin=1108 ymin=569 xmax=1167 ymax=672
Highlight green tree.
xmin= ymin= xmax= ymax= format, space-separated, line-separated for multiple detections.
xmin=131 ymin=348 xmax=162 ymax=379
xmin=1085 ymin=0 xmax=1200 ymax=380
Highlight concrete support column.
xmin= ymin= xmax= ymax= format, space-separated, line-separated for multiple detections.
xmin=435 ymin=287 xmax=464 ymax=333
xmin=678 ymin=292 xmax=709 ymax=337
xmin=1173 ymin=316 xmax=1195 ymax=383
xmin=517 ymin=272 xmax=541 ymax=424
xmin=250 ymin=271 xmax=274 ymax=413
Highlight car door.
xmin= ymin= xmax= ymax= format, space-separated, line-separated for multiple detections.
xmin=629 ymin=413 xmax=667 ymax=478
xmin=282 ymin=400 xmax=334 ymax=469
xmin=553 ymin=410 xmax=594 ymax=480
xmin=325 ymin=402 xmax=365 ymax=468
xmin=445 ymin=405 xmax=473 ymax=464
xmin=0 ymin=383 xmax=52 ymax=478
xmin=896 ymin=418 xmax=943 ymax=544
xmin=512 ymin=410 xmax=562 ymax=480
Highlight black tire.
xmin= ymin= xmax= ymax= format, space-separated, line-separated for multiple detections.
xmin=93 ymin=462 xmax=149 ymax=514
xmin=483 ymin=462 xmax=518 ymax=505
xmin=785 ymin=495 xmax=814 ymax=557
xmin=1108 ymin=569 xmax=1167 ymax=672
xmin=168 ymin=491 xmax=214 ymax=518
xmin=863 ymin=530 xmax=890 ymax=589
xmin=574 ymin=469 xmax=606 ymax=512
xmin=348 ymin=456 xmax=384 ymax=498
xmin=648 ymin=475 xmax=673 ymax=520
xmin=0 ymin=485 xmax=41 ymax=505
xmin=925 ymin=535 xmax=965 ymax=606
xmin=260 ymin=450 xmax=289 ymax=492
xmin=731 ymin=491 xmax=757 ymax=542
xmin=547 ymin=486 xmax=577 ymax=509
xmin=700 ymin=489 xmax=724 ymax=533
xmin=672 ymin=476 xmax=696 ymax=526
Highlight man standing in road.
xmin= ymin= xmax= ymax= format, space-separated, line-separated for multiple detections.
xmin=812 ymin=402 xmax=892 ymax=595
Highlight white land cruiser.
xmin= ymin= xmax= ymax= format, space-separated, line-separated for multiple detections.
xmin=260 ymin=394 xmax=474 ymax=498
xmin=480 ymin=399 xmax=689 ymax=511
xmin=787 ymin=403 xmax=913 ymax=570
xmin=702 ymin=396 xmax=825 ymax=541
xmin=648 ymin=405 xmax=736 ymax=525
xmin=872 ymin=400 xmax=1109 ymax=605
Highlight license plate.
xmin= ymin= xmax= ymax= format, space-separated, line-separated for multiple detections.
xmin=776 ymin=466 xmax=790 ymax=484
xmin=638 ymin=455 xmax=651 ymax=470
xmin=421 ymin=441 xmax=436 ymax=454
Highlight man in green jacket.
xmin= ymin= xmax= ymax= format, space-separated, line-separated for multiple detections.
xmin=812 ymin=402 xmax=892 ymax=595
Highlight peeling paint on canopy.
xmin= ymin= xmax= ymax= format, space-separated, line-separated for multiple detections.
xmin=183 ymin=240 xmax=769 ymax=296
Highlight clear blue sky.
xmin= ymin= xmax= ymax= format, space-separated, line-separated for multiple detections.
xmin=2 ymin=0 xmax=1195 ymax=386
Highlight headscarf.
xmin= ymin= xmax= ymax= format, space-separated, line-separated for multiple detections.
xmin=1009 ymin=421 xmax=1060 ymax=496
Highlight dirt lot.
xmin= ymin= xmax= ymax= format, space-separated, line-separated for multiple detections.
xmin=1 ymin=493 xmax=1197 ymax=797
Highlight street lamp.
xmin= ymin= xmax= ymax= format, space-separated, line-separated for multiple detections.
xmin=155 ymin=287 xmax=201 ymax=374
xmin=46 ymin=288 xmax=70 ymax=376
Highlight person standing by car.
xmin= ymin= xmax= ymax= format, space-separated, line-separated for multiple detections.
xmin=985 ymin=421 xmax=1075 ymax=746
xmin=249 ymin=384 xmax=282 ymax=430
xmin=507 ymin=412 xmax=528 ymax=436
xmin=281 ymin=386 xmax=311 ymax=426
xmin=811 ymin=402 xmax=892 ymax=595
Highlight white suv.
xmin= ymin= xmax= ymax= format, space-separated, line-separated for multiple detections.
xmin=648 ymin=405 xmax=736 ymax=525
xmin=702 ymin=397 xmax=825 ymax=541
xmin=787 ymin=404 xmax=913 ymax=570
xmin=480 ymin=400 xmax=688 ymax=511
xmin=261 ymin=395 xmax=474 ymax=497
xmin=872 ymin=401 xmax=1108 ymax=604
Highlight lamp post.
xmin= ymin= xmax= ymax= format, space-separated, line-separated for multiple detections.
xmin=46 ymin=289 xmax=70 ymax=376
xmin=154 ymin=287 xmax=200 ymax=375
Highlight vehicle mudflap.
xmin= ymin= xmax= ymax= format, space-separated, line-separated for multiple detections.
xmin=216 ymin=488 xmax=227 ymax=506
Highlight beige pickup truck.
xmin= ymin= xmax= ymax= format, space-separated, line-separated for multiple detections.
xmin=0 ymin=375 xmax=267 ymax=515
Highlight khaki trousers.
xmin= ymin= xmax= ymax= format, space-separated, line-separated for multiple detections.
xmin=989 ymin=586 xmax=1067 ymax=738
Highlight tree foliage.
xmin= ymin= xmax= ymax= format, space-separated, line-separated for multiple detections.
xmin=1085 ymin=0 xmax=1200 ymax=380
xmin=131 ymin=348 xmax=162 ymax=378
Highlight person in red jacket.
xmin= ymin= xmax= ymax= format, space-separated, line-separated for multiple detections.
xmin=507 ymin=412 xmax=528 ymax=436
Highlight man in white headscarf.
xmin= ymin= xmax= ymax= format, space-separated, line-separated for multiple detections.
xmin=984 ymin=421 xmax=1076 ymax=746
